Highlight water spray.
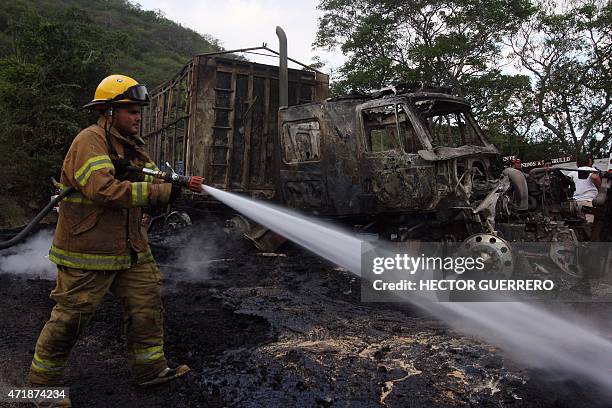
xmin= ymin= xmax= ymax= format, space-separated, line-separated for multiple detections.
xmin=3 ymin=165 xmax=612 ymax=395
xmin=201 ymin=185 xmax=612 ymax=397
xmin=201 ymin=185 xmax=362 ymax=274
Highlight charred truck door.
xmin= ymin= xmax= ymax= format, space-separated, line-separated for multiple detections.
xmin=358 ymin=100 xmax=436 ymax=213
xmin=278 ymin=113 xmax=327 ymax=211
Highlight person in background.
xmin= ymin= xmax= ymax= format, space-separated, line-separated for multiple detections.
xmin=512 ymin=159 xmax=522 ymax=170
xmin=570 ymin=154 xmax=601 ymax=223
xmin=543 ymin=159 xmax=553 ymax=169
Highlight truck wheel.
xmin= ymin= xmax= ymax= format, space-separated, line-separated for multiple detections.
xmin=458 ymin=233 xmax=515 ymax=278
xmin=164 ymin=211 xmax=192 ymax=230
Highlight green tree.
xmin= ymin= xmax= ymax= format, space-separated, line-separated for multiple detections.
xmin=314 ymin=0 xmax=536 ymax=154
xmin=0 ymin=7 xmax=114 ymax=208
xmin=509 ymin=0 xmax=612 ymax=157
xmin=0 ymin=0 xmax=222 ymax=88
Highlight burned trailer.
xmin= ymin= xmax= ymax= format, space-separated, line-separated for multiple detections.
xmin=141 ymin=50 xmax=329 ymax=205
xmin=278 ymin=86 xmax=505 ymax=241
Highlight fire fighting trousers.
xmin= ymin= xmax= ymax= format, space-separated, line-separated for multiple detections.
xmin=29 ymin=262 xmax=167 ymax=385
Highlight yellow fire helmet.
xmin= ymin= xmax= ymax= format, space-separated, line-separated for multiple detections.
xmin=83 ymin=74 xmax=150 ymax=109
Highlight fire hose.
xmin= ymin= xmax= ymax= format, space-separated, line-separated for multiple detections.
xmin=0 ymin=164 xmax=204 ymax=250
xmin=0 ymin=187 xmax=75 ymax=250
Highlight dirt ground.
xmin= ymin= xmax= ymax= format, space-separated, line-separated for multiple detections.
xmin=0 ymin=224 xmax=611 ymax=407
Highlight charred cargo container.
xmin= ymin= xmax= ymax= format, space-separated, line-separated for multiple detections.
xmin=141 ymin=52 xmax=329 ymax=201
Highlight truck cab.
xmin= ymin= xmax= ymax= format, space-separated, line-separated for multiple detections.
xmin=278 ymin=87 xmax=500 ymax=222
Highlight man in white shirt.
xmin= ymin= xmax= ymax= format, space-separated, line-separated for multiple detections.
xmin=570 ymin=155 xmax=601 ymax=222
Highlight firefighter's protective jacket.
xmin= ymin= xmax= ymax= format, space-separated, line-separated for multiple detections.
xmin=49 ymin=116 xmax=171 ymax=270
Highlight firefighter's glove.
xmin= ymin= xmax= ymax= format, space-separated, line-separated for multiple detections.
xmin=112 ymin=158 xmax=131 ymax=180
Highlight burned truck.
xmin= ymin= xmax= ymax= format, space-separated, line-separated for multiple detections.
xmin=138 ymin=29 xmax=612 ymax=289
xmin=141 ymin=50 xmax=511 ymax=241
xmin=277 ymin=85 xmax=508 ymax=241
xmin=141 ymin=36 xmax=611 ymax=252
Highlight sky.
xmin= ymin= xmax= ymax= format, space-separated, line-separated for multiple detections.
xmin=136 ymin=0 xmax=346 ymax=73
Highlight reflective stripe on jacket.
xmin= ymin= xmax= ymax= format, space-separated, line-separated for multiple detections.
xmin=51 ymin=116 xmax=170 ymax=270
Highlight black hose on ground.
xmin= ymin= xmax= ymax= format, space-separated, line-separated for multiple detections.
xmin=0 ymin=187 xmax=75 ymax=250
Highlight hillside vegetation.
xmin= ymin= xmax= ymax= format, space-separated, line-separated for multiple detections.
xmin=0 ymin=0 xmax=220 ymax=87
xmin=0 ymin=0 xmax=221 ymax=227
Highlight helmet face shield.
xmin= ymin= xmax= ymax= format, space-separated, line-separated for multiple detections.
xmin=111 ymin=84 xmax=150 ymax=105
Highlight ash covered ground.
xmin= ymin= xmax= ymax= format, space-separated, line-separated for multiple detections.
xmin=0 ymin=224 xmax=611 ymax=407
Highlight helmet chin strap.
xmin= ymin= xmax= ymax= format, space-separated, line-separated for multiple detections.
xmin=103 ymin=110 xmax=120 ymax=160
xmin=103 ymin=108 xmax=138 ymax=152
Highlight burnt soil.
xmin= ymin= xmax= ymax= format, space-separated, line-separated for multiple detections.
xmin=1 ymin=224 xmax=611 ymax=407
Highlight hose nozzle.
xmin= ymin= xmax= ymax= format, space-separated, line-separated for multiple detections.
xmin=163 ymin=162 xmax=204 ymax=192
xmin=186 ymin=175 xmax=204 ymax=192
xmin=131 ymin=163 xmax=205 ymax=192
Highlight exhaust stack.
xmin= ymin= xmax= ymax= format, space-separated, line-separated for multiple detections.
xmin=276 ymin=26 xmax=288 ymax=108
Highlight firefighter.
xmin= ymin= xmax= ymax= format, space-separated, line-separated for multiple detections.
xmin=29 ymin=75 xmax=189 ymax=406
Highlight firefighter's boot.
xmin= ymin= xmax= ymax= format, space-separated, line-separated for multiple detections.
xmin=33 ymin=397 xmax=72 ymax=407
xmin=138 ymin=364 xmax=191 ymax=386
